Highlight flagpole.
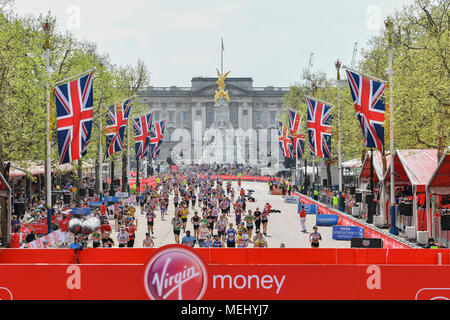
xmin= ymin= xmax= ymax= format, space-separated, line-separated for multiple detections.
xmin=336 ymin=60 xmax=344 ymax=212
xmin=221 ymin=38 xmax=224 ymax=75
xmin=127 ymin=118 xmax=131 ymax=192
xmin=53 ymin=67 xmax=97 ymax=87
xmin=43 ymin=20 xmax=53 ymax=235
xmin=385 ymin=17 xmax=398 ymax=235
xmin=99 ymin=99 xmax=103 ymax=196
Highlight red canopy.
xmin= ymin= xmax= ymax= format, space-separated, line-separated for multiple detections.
xmin=427 ymin=147 xmax=450 ymax=195
xmin=384 ymin=149 xmax=438 ymax=193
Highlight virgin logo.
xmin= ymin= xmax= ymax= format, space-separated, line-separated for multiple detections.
xmin=144 ymin=247 xmax=208 ymax=300
xmin=0 ymin=287 xmax=13 ymax=300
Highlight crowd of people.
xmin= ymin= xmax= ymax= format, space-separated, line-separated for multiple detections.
xmin=9 ymin=173 xmax=282 ymax=249
xmin=141 ymin=173 xmax=273 ymax=248
xmin=177 ymin=163 xmax=262 ymax=177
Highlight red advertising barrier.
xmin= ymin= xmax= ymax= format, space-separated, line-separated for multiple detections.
xmin=0 ymin=246 xmax=449 ymax=300
xmin=294 ymin=193 xmax=412 ymax=249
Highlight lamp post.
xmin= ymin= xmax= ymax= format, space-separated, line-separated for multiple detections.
xmin=43 ymin=19 xmax=53 ymax=234
xmin=385 ymin=17 xmax=398 ymax=235
xmin=336 ymin=59 xmax=345 ymax=212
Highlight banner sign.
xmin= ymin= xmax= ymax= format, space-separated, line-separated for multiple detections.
xmin=115 ymin=192 xmax=129 ymax=198
xmin=89 ymin=201 xmax=103 ymax=207
xmin=298 ymin=204 xmax=318 ymax=214
xmin=71 ymin=208 xmax=91 ymax=215
xmin=103 ymin=196 xmax=119 ymax=203
xmin=316 ymin=214 xmax=339 ymax=226
xmin=284 ymin=196 xmax=299 ymax=204
xmin=20 ymin=230 xmax=65 ymax=249
xmin=0 ymin=245 xmax=450 ymax=300
xmin=332 ymin=226 xmax=364 ymax=240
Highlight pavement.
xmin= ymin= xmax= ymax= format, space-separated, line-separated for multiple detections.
xmin=105 ymin=180 xmax=351 ymax=249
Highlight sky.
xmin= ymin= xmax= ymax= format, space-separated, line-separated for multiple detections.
xmin=13 ymin=0 xmax=413 ymax=88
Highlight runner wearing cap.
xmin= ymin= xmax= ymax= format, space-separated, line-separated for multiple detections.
xmin=203 ymin=234 xmax=213 ymax=248
xmin=236 ymin=229 xmax=248 ymax=248
xmin=213 ymin=234 xmax=225 ymax=248
xmin=102 ymin=232 xmax=114 ymax=247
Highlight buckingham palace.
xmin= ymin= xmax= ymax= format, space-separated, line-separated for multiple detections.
xmin=137 ymin=77 xmax=289 ymax=167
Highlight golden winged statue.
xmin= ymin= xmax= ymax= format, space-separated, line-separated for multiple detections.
xmin=214 ymin=69 xmax=231 ymax=104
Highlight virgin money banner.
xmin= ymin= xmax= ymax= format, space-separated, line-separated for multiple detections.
xmin=298 ymin=204 xmax=318 ymax=214
xmin=1 ymin=245 xmax=450 ymax=300
xmin=316 ymin=214 xmax=339 ymax=226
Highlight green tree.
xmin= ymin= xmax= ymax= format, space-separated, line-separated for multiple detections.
xmin=360 ymin=0 xmax=449 ymax=160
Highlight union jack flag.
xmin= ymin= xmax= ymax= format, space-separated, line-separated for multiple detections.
xmin=105 ymin=97 xmax=134 ymax=158
xmin=133 ymin=113 xmax=153 ymax=160
xmin=150 ymin=120 xmax=166 ymax=158
xmin=276 ymin=120 xmax=292 ymax=158
xmin=345 ymin=69 xmax=386 ymax=153
xmin=54 ymin=72 xmax=94 ymax=165
xmin=288 ymin=109 xmax=306 ymax=158
xmin=306 ymin=97 xmax=333 ymax=159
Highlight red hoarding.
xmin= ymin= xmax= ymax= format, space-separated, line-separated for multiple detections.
xmin=0 ymin=245 xmax=449 ymax=300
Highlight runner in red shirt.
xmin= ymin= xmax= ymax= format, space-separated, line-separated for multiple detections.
xmin=60 ymin=215 xmax=69 ymax=246
xmin=126 ymin=222 xmax=136 ymax=248
xmin=99 ymin=219 xmax=112 ymax=235
xmin=100 ymin=204 xmax=107 ymax=216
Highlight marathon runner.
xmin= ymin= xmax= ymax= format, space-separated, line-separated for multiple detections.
xmin=171 ymin=213 xmax=183 ymax=244
xmin=226 ymin=223 xmax=236 ymax=248
xmin=143 ymin=233 xmax=154 ymax=248
xmin=191 ymin=211 xmax=201 ymax=240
